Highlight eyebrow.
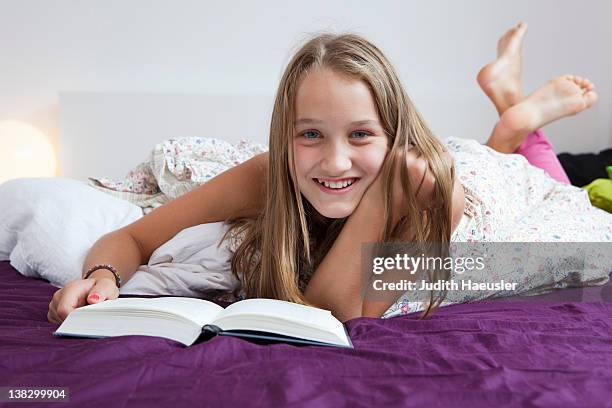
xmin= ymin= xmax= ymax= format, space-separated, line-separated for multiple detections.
xmin=294 ymin=118 xmax=381 ymax=127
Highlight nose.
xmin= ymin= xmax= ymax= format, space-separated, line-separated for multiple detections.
xmin=320 ymin=141 xmax=352 ymax=176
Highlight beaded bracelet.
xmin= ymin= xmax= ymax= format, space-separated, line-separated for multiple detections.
xmin=83 ymin=264 xmax=122 ymax=288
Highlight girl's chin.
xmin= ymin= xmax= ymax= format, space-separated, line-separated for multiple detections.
xmin=313 ymin=203 xmax=357 ymax=219
xmin=301 ymin=185 xmax=366 ymax=219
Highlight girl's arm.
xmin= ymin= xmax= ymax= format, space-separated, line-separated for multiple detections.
xmin=304 ymin=151 xmax=464 ymax=322
xmin=87 ymin=151 xmax=269 ymax=284
xmin=50 ymin=152 xmax=269 ymax=323
xmin=303 ymin=190 xmax=385 ymax=321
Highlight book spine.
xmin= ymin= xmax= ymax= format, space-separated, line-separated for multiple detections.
xmin=202 ymin=324 xmax=223 ymax=334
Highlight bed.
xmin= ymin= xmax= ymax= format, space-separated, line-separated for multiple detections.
xmin=2 ymin=260 xmax=611 ymax=406
xmin=2 ymin=92 xmax=612 ymax=407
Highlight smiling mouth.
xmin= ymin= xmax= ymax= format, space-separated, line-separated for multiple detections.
xmin=313 ymin=177 xmax=360 ymax=191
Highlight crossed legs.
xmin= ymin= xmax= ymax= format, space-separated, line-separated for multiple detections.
xmin=477 ymin=22 xmax=598 ymax=184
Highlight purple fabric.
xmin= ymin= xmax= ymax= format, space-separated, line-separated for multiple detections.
xmin=1 ymin=260 xmax=611 ymax=407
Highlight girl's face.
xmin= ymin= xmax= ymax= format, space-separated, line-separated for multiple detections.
xmin=293 ymin=68 xmax=389 ymax=219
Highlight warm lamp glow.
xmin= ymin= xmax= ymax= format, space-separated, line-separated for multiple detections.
xmin=0 ymin=120 xmax=57 ymax=184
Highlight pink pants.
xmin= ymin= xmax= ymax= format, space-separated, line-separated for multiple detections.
xmin=514 ymin=129 xmax=570 ymax=185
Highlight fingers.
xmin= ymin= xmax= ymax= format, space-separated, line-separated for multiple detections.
xmin=47 ymin=303 xmax=60 ymax=324
xmin=54 ymin=279 xmax=96 ymax=322
xmin=403 ymin=148 xmax=454 ymax=209
xmin=384 ymin=146 xmax=455 ymax=223
xmin=48 ymin=276 xmax=120 ymax=324
xmin=404 ymin=149 xmax=433 ymax=207
xmin=86 ymin=277 xmax=120 ymax=305
xmin=48 ymin=295 xmax=65 ymax=324
xmin=48 ymin=288 xmax=64 ymax=324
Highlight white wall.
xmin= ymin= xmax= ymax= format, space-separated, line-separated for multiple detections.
xmin=1 ymin=0 xmax=610 ymax=176
xmin=58 ymin=92 xmax=275 ymax=180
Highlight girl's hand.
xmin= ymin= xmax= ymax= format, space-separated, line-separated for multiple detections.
xmin=363 ymin=147 xmax=454 ymax=223
xmin=47 ymin=271 xmax=119 ymax=324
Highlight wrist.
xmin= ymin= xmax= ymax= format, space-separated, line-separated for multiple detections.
xmin=83 ymin=263 xmax=122 ymax=287
xmin=350 ymin=192 xmax=386 ymax=241
xmin=84 ymin=269 xmax=115 ymax=281
xmin=358 ymin=182 xmax=385 ymax=217
xmin=358 ymin=182 xmax=404 ymax=229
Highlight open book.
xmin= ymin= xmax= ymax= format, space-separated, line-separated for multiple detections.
xmin=53 ymin=297 xmax=353 ymax=348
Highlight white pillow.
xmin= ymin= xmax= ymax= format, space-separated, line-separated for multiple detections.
xmin=0 ymin=177 xmax=143 ymax=287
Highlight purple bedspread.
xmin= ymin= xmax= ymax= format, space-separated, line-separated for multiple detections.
xmin=1 ymin=260 xmax=611 ymax=407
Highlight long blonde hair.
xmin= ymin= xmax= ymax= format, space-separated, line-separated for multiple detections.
xmin=223 ymin=31 xmax=454 ymax=317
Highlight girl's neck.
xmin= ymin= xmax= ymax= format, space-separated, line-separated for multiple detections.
xmin=303 ymin=197 xmax=333 ymax=228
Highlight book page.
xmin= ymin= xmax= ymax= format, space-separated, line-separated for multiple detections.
xmin=80 ymin=297 xmax=224 ymax=327
xmin=214 ymin=298 xmax=343 ymax=335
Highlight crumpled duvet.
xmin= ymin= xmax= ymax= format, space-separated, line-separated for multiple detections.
xmin=120 ymin=222 xmax=243 ymax=303
xmin=84 ymin=137 xmax=263 ymax=300
xmin=88 ymin=137 xmax=268 ymax=214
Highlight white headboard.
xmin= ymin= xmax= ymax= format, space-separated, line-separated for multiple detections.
xmin=58 ymin=92 xmax=274 ymax=181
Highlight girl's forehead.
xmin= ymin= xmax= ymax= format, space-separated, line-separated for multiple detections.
xmin=296 ymin=68 xmax=369 ymax=98
xmin=294 ymin=72 xmax=381 ymax=126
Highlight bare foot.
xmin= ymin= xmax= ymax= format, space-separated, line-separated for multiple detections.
xmin=477 ymin=22 xmax=528 ymax=116
xmin=487 ymin=75 xmax=598 ymax=153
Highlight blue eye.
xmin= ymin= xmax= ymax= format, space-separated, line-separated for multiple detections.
xmin=352 ymin=131 xmax=371 ymax=139
xmin=302 ymin=131 xmax=319 ymax=139
xmin=299 ymin=130 xmax=372 ymax=140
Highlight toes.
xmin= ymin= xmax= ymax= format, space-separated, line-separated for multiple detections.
xmin=583 ymin=90 xmax=598 ymax=108
xmin=498 ymin=23 xmax=526 ymax=53
xmin=564 ymin=74 xmax=575 ymax=82
xmin=573 ymin=76 xmax=587 ymax=88
xmin=571 ymin=75 xmax=596 ymax=91
xmin=579 ymin=78 xmax=592 ymax=91
xmin=556 ymin=74 xmax=573 ymax=84
xmin=502 ymin=25 xmax=520 ymax=41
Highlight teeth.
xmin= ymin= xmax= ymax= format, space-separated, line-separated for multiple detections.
xmin=317 ymin=178 xmax=355 ymax=189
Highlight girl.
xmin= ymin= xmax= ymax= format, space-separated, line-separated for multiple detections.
xmin=48 ymin=22 xmax=604 ymax=324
